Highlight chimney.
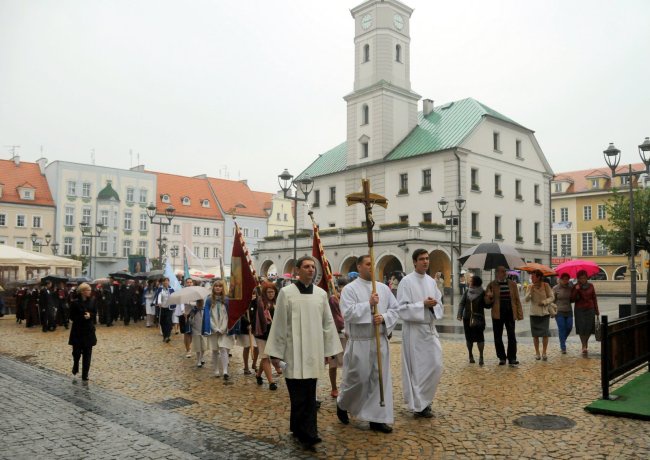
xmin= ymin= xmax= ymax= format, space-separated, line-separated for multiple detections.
xmin=12 ymin=155 xmax=20 ymax=166
xmin=423 ymin=99 xmax=434 ymax=116
xmin=36 ymin=157 xmax=48 ymax=174
xmin=130 ymin=165 xmax=145 ymax=172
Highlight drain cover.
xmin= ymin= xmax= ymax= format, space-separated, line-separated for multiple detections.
xmin=157 ymin=397 xmax=197 ymax=410
xmin=513 ymin=415 xmax=575 ymax=431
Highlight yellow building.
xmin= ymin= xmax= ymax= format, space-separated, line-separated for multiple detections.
xmin=551 ymin=163 xmax=649 ymax=280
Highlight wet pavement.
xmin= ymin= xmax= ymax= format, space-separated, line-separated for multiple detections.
xmin=1 ymin=296 xmax=649 ymax=459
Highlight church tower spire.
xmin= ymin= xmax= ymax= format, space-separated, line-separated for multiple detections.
xmin=345 ymin=0 xmax=421 ymax=167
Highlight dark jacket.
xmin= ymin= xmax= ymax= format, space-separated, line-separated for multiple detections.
xmin=68 ymin=297 xmax=97 ymax=348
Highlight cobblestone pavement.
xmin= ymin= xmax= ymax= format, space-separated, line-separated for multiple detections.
xmin=1 ymin=312 xmax=649 ymax=459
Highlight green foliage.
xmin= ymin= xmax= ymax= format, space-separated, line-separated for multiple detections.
xmin=263 ymin=235 xmax=284 ymax=241
xmin=68 ymin=254 xmax=89 ymax=271
xmin=379 ymin=222 xmax=409 ymax=230
xmin=419 ymin=222 xmax=445 ymax=230
xmin=594 ymin=188 xmax=650 ymax=257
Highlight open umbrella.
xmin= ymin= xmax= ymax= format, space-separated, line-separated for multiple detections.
xmin=459 ymin=242 xmax=525 ymax=270
xmin=166 ymin=286 xmax=210 ymax=306
xmin=41 ymin=275 xmax=69 ymax=284
xmin=109 ymin=271 xmax=135 ymax=280
xmin=515 ymin=262 xmax=557 ymax=277
xmin=554 ymin=260 xmax=600 ymax=278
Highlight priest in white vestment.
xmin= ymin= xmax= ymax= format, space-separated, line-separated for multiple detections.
xmin=336 ymin=255 xmax=399 ymax=433
xmin=265 ymin=256 xmax=342 ymax=449
xmin=396 ymin=248 xmax=444 ymax=418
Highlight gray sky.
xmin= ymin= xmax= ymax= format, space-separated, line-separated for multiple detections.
xmin=1 ymin=0 xmax=649 ymax=193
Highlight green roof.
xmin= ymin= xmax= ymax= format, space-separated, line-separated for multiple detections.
xmin=97 ymin=181 xmax=120 ymax=202
xmin=298 ymin=98 xmax=529 ymax=178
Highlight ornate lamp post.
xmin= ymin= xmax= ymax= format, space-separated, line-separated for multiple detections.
xmin=277 ymin=169 xmax=314 ymax=266
xmin=170 ymin=246 xmax=179 ymax=271
xmin=437 ymin=195 xmax=466 ymax=306
xmin=30 ymin=232 xmax=53 ymax=252
xmin=602 ymin=137 xmax=650 ymax=314
xmin=146 ymin=202 xmax=176 ymax=268
xmin=79 ymin=222 xmax=106 ymax=279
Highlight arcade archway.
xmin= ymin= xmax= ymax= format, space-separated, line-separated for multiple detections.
xmin=282 ymin=259 xmax=296 ymax=276
xmin=429 ymin=249 xmax=451 ymax=288
xmin=339 ymin=256 xmax=358 ymax=275
xmin=260 ymin=260 xmax=276 ymax=278
xmin=376 ymin=253 xmax=403 ymax=283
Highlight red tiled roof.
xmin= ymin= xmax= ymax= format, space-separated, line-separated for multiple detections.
xmin=207 ymin=178 xmax=268 ymax=218
xmin=149 ymin=171 xmax=223 ymax=220
xmin=553 ymin=163 xmax=647 ymax=193
xmin=0 ymin=159 xmax=54 ymax=207
xmin=252 ymin=191 xmax=273 ymax=215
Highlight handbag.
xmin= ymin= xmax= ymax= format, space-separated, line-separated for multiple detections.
xmin=547 ymin=302 xmax=558 ymax=317
xmin=594 ymin=315 xmax=602 ymax=342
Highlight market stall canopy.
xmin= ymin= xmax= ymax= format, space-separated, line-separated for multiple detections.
xmin=0 ymin=244 xmax=81 ymax=270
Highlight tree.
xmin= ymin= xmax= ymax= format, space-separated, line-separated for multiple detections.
xmin=594 ymin=187 xmax=650 ymax=301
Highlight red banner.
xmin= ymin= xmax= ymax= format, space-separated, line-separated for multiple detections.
xmin=312 ymin=223 xmax=334 ymax=295
xmin=227 ymin=222 xmax=257 ymax=330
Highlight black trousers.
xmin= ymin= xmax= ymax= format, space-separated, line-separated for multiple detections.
xmin=285 ymin=378 xmax=318 ymax=441
xmin=72 ymin=346 xmax=93 ymax=379
xmin=492 ymin=305 xmax=517 ymax=361
xmin=160 ymin=308 xmax=174 ymax=339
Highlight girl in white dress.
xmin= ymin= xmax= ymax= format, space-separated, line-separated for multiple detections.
xmin=204 ymin=280 xmax=235 ymax=380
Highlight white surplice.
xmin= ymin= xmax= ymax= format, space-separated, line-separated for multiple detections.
xmin=396 ymin=271 xmax=444 ymax=412
xmin=265 ymin=284 xmax=342 ymax=379
xmin=337 ymin=278 xmax=399 ymax=424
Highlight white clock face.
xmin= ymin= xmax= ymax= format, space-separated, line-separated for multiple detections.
xmin=361 ymin=14 xmax=372 ymax=30
xmin=393 ymin=13 xmax=404 ymax=30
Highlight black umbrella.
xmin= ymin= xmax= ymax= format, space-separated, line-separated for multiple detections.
xmin=41 ymin=275 xmax=69 ymax=284
xmin=67 ymin=276 xmax=92 ymax=285
xmin=458 ymin=242 xmax=525 ymax=270
xmin=109 ymin=271 xmax=135 ymax=280
xmin=134 ymin=270 xmax=165 ymax=281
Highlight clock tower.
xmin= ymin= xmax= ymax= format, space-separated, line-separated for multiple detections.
xmin=345 ymin=0 xmax=421 ymax=166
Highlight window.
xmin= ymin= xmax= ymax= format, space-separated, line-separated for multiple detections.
xmin=422 ymin=169 xmax=431 ymax=191
xmin=399 ymin=173 xmax=408 ymax=194
xmin=82 ymin=208 xmax=91 ymax=225
xmin=596 ymin=238 xmax=608 ymax=256
xmin=162 ymin=194 xmax=170 ymax=203
xmin=81 ymin=237 xmax=90 ymax=256
xmin=32 ymin=216 xmax=42 ymax=228
xmin=162 ymin=224 xmax=169 ymax=234
xmin=515 ymin=219 xmax=523 ymax=241
xmin=471 ymin=212 xmax=480 ymax=236
xmin=561 ymin=234 xmax=571 ymax=256
xmin=621 ymin=176 xmax=630 ymax=186
xmin=123 ymin=240 xmax=132 ymax=257
xmin=534 ymin=184 xmax=540 ymax=204
xmin=138 ymin=241 xmax=147 ymax=256
xmin=63 ymin=237 xmax=73 ymax=256
xmin=173 ymin=224 xmax=180 ymax=234
xmin=213 ymin=228 xmax=219 ymax=237
xmin=243 ymin=228 xmax=249 ymax=237
xmin=515 ymin=180 xmax=522 ymax=200
xmin=494 ymin=174 xmax=502 ymax=195
xmin=534 ymin=222 xmax=541 ymax=243
xmin=328 ymin=223 xmax=335 ymax=228
xmin=100 ymin=210 xmax=109 ymax=226
xmin=552 ymin=235 xmax=558 ymax=256
xmin=329 ymin=187 xmax=336 ymax=205
xmin=16 ymin=214 xmax=26 ymax=228
xmin=99 ymin=236 xmax=108 ymax=253
xmin=395 ymin=44 xmax=401 ymax=62
xmin=362 ymin=104 xmax=369 ymax=125
xmin=64 ymin=207 xmax=74 ymax=227
xmin=82 ymin=182 xmax=91 ymax=198
xmin=283 ymin=213 xmax=288 ymax=221
xmin=471 ymin=168 xmax=479 ymax=191
xmin=516 ymin=140 xmax=522 ymax=158
xmin=182 ymin=196 xmax=190 ymax=206
xmin=582 ymin=232 xmax=593 ymax=256
xmin=204 ymin=247 xmax=209 ymax=258
xmin=591 ymin=179 xmax=599 ymax=189
xmin=124 ymin=211 xmax=132 ymax=230
xmin=361 ymin=141 xmax=369 ymax=158
xmin=254 ymin=229 xmax=259 ymax=238
xmin=583 ymin=205 xmax=592 ymax=221
xmin=67 ymin=181 xmax=76 ymax=196
xmin=399 ymin=215 xmax=408 ymax=223
xmin=213 ymin=247 xmax=219 ymax=259
xmin=22 ymin=189 xmax=33 ymax=200
xmin=126 ymin=187 xmax=134 ymax=202
xmin=560 ymin=207 xmax=569 ymax=222
xmin=422 ymin=212 xmax=432 ymax=223
xmin=193 ymin=227 xmax=200 ymax=236
xmin=204 ymin=227 xmax=210 ymax=236
xmin=0 ymin=214 xmax=5 ymax=226
xmin=597 ymin=204 xmax=606 ymax=220
xmin=139 ymin=213 xmax=148 ymax=231
xmin=551 ymin=209 xmax=556 ymax=223
xmin=202 ymin=199 xmax=210 ymax=208
xmin=554 ymin=182 xmax=562 ymax=193
xmin=194 ymin=246 xmax=200 ymax=258
xmin=493 ymin=132 xmax=500 ymax=151
xmin=363 ymin=44 xmax=370 ymax=62
xmin=313 ymin=190 xmax=320 ymax=207
xmin=138 ymin=189 xmax=146 ymax=204
xmin=494 ymin=216 xmax=502 ymax=239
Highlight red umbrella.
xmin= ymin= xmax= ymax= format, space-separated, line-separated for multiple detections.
xmin=554 ymin=260 xmax=600 ymax=278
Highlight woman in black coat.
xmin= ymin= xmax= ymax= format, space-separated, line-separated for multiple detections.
xmin=69 ymin=283 xmax=97 ymax=382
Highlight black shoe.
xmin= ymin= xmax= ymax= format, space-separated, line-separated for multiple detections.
xmin=336 ymin=404 xmax=349 ymax=425
xmin=469 ymin=356 xmax=475 ymax=364
xmin=223 ymin=374 xmax=229 ymax=381
xmin=256 ymin=376 xmax=263 ymax=385
xmin=509 ymin=360 xmax=519 ymax=367
xmin=269 ymin=382 xmax=277 ymax=391
xmin=479 ymin=357 xmax=484 ymax=366
xmin=414 ymin=406 xmax=433 ymax=418
xmin=369 ymin=422 xmax=393 ymax=433
xmin=498 ymin=359 xmax=506 ymax=365
xmin=72 ymin=364 xmax=79 ymax=375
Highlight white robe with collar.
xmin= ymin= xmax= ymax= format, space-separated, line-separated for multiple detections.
xmin=265 ymin=283 xmax=342 ymax=379
xmin=396 ymin=271 xmax=444 ymax=412
xmin=337 ymin=278 xmax=399 ymax=424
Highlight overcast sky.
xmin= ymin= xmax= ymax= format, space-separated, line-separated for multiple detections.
xmin=1 ymin=0 xmax=649 ymax=192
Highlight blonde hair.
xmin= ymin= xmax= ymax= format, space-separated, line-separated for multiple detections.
xmin=78 ymin=282 xmax=92 ymax=292
xmin=210 ymin=279 xmax=227 ymax=307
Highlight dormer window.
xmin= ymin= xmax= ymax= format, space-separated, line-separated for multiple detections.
xmin=201 ymin=199 xmax=210 ymax=208
xmin=554 ymin=182 xmax=562 ymax=193
xmin=17 ymin=185 xmax=35 ymax=200
xmin=591 ymin=179 xmax=599 ymax=189
xmin=181 ymin=196 xmax=191 ymax=206
xmin=161 ymin=194 xmax=171 ymax=203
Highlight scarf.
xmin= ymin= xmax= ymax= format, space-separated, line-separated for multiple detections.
xmin=254 ymin=294 xmax=274 ymax=337
xmin=202 ymin=296 xmax=218 ymax=336
xmin=467 ymin=286 xmax=483 ymax=302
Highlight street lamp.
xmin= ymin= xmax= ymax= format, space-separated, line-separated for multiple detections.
xmin=30 ymin=232 xmax=53 ymax=252
xmin=603 ymin=137 xmax=650 ymax=314
xmin=437 ymin=195 xmax=466 ymax=307
xmin=147 ymin=202 xmax=176 ymax=268
xmin=277 ymin=169 xmax=314 ymax=268
xmin=170 ymin=246 xmax=179 ymax=271
xmin=79 ymin=222 xmax=106 ymax=279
